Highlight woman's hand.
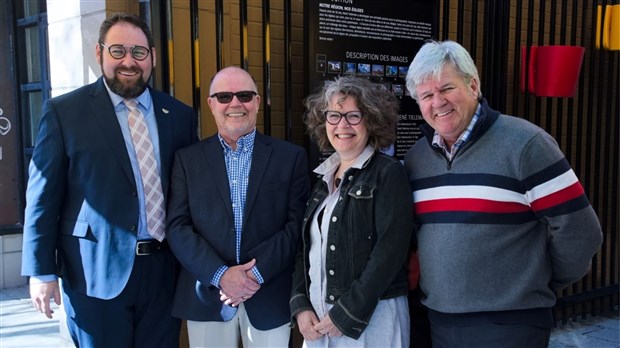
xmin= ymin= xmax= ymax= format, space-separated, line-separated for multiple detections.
xmin=314 ymin=313 xmax=343 ymax=338
xmin=296 ymin=310 xmax=324 ymax=341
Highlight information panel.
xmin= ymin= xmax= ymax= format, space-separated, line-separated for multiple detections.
xmin=305 ymin=0 xmax=438 ymax=165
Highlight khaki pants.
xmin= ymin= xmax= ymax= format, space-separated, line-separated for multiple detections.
xmin=187 ymin=303 xmax=290 ymax=348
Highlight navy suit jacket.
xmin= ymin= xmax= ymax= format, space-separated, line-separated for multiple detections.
xmin=166 ymin=132 xmax=310 ymax=330
xmin=21 ymin=77 xmax=198 ymax=299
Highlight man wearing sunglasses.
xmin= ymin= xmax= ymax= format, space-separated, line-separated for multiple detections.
xmin=166 ymin=66 xmax=311 ymax=347
xmin=22 ymin=13 xmax=198 ymax=347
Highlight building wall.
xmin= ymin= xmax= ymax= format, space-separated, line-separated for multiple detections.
xmin=0 ymin=234 xmax=25 ymax=288
xmin=47 ymin=1 xmax=105 ymax=97
xmin=0 ymin=0 xmax=23 ymax=289
xmin=169 ymin=0 xmax=307 ymax=144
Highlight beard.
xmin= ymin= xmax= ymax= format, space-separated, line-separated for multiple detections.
xmin=102 ymin=66 xmax=150 ymax=99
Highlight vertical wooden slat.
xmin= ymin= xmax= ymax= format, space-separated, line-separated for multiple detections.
xmin=545 ymin=1 xmax=556 ymax=141
xmin=262 ymin=0 xmax=271 ymax=135
xmin=470 ymin=0 xmax=478 ymax=61
xmin=533 ymin=0 xmax=545 ymax=127
xmin=189 ymin=0 xmax=201 ymax=122
xmin=239 ymin=0 xmax=248 ymax=70
xmin=165 ymin=0 xmax=175 ymax=96
xmin=481 ymin=0 xmax=509 ymax=110
xmin=457 ymin=0 xmax=464 ymax=44
xmin=215 ymin=0 xmax=224 ymax=71
xmin=610 ymin=51 xmax=620 ymax=313
xmin=524 ymin=0 xmax=535 ymax=120
xmin=512 ymin=0 xmax=523 ymax=117
xmin=442 ymin=0 xmax=450 ymax=40
xmin=584 ymin=0 xmax=599 ymax=318
xmin=284 ymin=0 xmax=292 ymax=141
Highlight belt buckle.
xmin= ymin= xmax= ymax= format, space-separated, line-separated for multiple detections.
xmin=136 ymin=241 xmax=150 ymax=256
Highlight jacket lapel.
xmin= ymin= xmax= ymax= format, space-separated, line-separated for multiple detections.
xmin=88 ymin=78 xmax=136 ymax=186
xmin=243 ymin=132 xmax=272 ymax=224
xmin=203 ymin=136 xmax=234 ymax=219
xmin=152 ymin=92 xmax=173 ymax=192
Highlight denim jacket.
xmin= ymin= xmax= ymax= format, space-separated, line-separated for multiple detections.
xmin=290 ymin=151 xmax=413 ymax=339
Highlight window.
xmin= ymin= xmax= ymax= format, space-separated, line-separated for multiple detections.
xmin=15 ymin=0 xmax=50 ymax=154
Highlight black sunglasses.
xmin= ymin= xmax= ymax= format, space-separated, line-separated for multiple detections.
xmin=100 ymin=43 xmax=151 ymax=61
xmin=324 ymin=110 xmax=363 ymax=125
xmin=210 ymin=91 xmax=257 ymax=104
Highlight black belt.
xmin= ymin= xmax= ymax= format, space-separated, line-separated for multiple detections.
xmin=135 ymin=240 xmax=167 ymax=256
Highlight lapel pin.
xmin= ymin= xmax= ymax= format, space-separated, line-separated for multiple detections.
xmin=162 ymin=108 xmax=170 ymax=114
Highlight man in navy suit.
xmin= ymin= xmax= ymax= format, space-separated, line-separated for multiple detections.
xmin=21 ymin=13 xmax=197 ymax=347
xmin=166 ymin=66 xmax=310 ymax=347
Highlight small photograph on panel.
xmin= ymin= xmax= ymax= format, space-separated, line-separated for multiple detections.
xmin=328 ymin=61 xmax=342 ymax=74
xmin=392 ymin=84 xmax=404 ymax=97
xmin=358 ymin=63 xmax=371 ymax=76
xmin=372 ymin=64 xmax=384 ymax=77
xmin=398 ymin=66 xmax=409 ymax=78
xmin=386 ymin=65 xmax=398 ymax=77
xmin=344 ymin=62 xmax=357 ymax=74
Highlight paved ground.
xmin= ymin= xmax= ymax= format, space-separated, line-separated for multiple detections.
xmin=0 ymin=285 xmax=72 ymax=347
xmin=549 ymin=311 xmax=620 ymax=348
xmin=1 ymin=284 xmax=618 ymax=347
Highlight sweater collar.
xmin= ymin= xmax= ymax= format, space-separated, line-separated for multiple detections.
xmin=420 ymin=97 xmax=500 ymax=147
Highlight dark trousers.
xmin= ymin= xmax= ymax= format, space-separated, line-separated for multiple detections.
xmin=409 ymin=289 xmax=432 ymax=348
xmin=62 ymin=248 xmax=181 ymax=348
xmin=430 ymin=322 xmax=551 ymax=348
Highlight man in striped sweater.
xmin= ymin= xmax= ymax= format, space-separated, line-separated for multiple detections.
xmin=403 ymin=40 xmax=602 ymax=348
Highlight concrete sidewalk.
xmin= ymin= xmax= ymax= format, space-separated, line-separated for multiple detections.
xmin=1 ymin=284 xmax=618 ymax=347
xmin=0 ymin=285 xmax=73 ymax=348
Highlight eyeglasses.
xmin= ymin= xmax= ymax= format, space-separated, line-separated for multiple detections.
xmin=210 ymin=91 xmax=257 ymax=103
xmin=100 ymin=43 xmax=151 ymax=61
xmin=324 ymin=110 xmax=363 ymax=125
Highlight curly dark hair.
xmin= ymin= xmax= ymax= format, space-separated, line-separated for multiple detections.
xmin=304 ymin=76 xmax=400 ymax=152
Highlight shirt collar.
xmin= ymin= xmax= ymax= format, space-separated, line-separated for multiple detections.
xmin=432 ymin=102 xmax=481 ymax=149
xmin=314 ymin=145 xmax=375 ymax=177
xmin=218 ymin=129 xmax=257 ymax=153
xmin=103 ymin=79 xmax=152 ymax=110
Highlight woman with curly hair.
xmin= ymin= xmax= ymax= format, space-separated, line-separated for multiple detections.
xmin=290 ymin=76 xmax=413 ymax=347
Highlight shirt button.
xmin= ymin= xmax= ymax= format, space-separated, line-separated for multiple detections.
xmin=329 ymin=295 xmax=335 ymax=301
xmin=130 ymin=225 xmax=137 ymax=231
xmin=330 ymin=245 xmax=336 ymax=251
xmin=356 ymin=190 xmax=362 ymax=195
xmin=329 ymin=270 xmax=335 ymax=276
xmin=331 ymin=216 xmax=337 ymax=222
xmin=348 ymin=175 xmax=354 ymax=181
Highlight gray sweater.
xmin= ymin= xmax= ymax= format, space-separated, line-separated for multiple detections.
xmin=404 ymin=99 xmax=602 ymax=314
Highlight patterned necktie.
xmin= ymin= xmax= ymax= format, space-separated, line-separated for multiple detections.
xmin=124 ymin=99 xmax=166 ymax=241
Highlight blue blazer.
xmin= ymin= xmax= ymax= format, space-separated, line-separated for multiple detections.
xmin=21 ymin=77 xmax=198 ymax=299
xmin=166 ymin=132 xmax=310 ymax=330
